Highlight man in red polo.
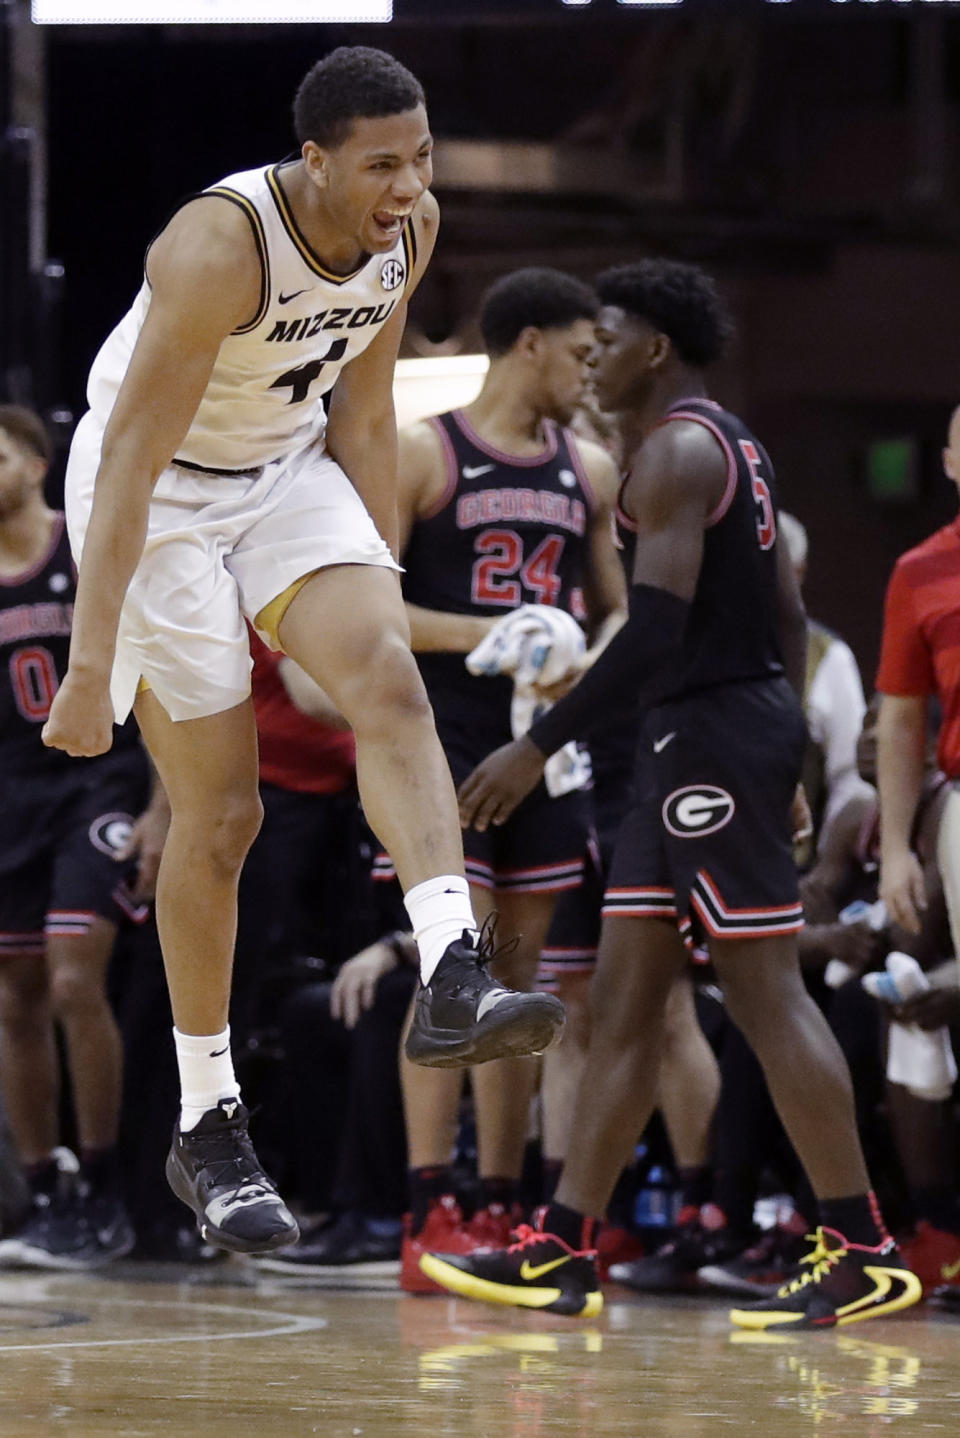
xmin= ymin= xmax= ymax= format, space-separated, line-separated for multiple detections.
xmin=878 ymin=405 xmax=960 ymax=955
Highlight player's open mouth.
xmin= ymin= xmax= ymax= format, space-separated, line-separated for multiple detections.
xmin=373 ymin=210 xmax=409 ymax=237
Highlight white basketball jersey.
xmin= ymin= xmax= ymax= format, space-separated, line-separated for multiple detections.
xmin=85 ymin=163 xmax=416 ymax=473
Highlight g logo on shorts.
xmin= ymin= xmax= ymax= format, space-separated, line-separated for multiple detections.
xmin=380 ymin=259 xmax=405 ymax=292
xmin=662 ymin=786 xmax=735 ymax=839
xmin=88 ymin=812 xmax=134 ymax=857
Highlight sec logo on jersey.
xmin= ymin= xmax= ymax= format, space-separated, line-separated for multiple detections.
xmin=662 ymin=785 xmax=735 ymax=839
xmin=380 ymin=258 xmax=405 ymax=292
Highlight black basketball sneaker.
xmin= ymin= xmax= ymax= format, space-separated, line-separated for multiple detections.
xmin=729 ymin=1226 xmax=922 ymax=1331
xmin=166 ymin=1099 xmax=299 ymax=1254
xmin=405 ymin=925 xmax=565 ymax=1068
xmin=420 ymin=1219 xmax=603 ymax=1317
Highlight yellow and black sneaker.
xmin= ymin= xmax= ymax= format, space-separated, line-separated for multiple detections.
xmin=419 ymin=1222 xmax=603 ymax=1317
xmin=729 ymin=1226 xmax=922 ymax=1331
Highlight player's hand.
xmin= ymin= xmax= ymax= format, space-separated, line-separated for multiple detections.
xmin=457 ymin=734 xmax=546 ymax=833
xmin=825 ymin=921 xmax=886 ymax=977
xmin=42 ymin=671 xmax=115 ymax=757
xmin=880 ymin=848 xmax=927 ymax=935
xmin=790 ymin=784 xmax=813 ymax=846
xmin=330 ymin=940 xmax=398 ymax=1030
xmin=116 ymin=796 xmax=171 ymax=903
xmin=893 ymin=987 xmax=960 ymax=1031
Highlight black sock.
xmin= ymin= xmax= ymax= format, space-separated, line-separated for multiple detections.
xmin=606 ymin=1164 xmax=639 ymax=1230
xmin=818 ymin=1191 xmax=888 ymax=1247
xmin=408 ymin=1166 xmax=454 ymax=1235
xmin=678 ymin=1165 xmax=712 ymax=1212
xmin=81 ymin=1146 xmax=120 ymax=1197
xmin=543 ymin=1201 xmax=598 ymax=1252
xmin=479 ymin=1176 xmax=517 ymax=1213
xmin=25 ymin=1157 xmax=58 ymax=1199
xmin=541 ymin=1159 xmax=563 ymax=1204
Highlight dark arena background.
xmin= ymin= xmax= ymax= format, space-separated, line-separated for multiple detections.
xmin=2 ymin=2 xmax=960 ymax=1434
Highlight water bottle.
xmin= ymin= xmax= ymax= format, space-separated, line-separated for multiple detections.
xmin=633 ymin=1165 xmax=679 ymax=1231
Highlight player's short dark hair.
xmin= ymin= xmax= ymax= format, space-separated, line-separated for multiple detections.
xmin=479 ymin=268 xmax=599 ymax=358
xmin=293 ymin=47 xmax=425 ymax=149
xmin=0 ymin=405 xmax=52 ymax=464
xmin=596 ymin=260 xmax=734 ymax=367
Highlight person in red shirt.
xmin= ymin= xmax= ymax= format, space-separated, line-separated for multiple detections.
xmin=877 ymin=405 xmax=960 ymax=956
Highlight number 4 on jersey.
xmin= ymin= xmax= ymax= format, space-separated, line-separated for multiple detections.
xmin=269 ymin=338 xmax=349 ymax=404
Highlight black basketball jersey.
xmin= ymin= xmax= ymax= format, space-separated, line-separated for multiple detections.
xmin=619 ymin=398 xmax=785 ymax=701
xmin=403 ymin=409 xmax=596 ymax=735
xmin=0 ymin=514 xmax=137 ymax=775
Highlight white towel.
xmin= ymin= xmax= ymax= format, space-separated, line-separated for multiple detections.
xmin=466 ymin=606 xmax=591 ymax=798
xmin=862 ymin=952 xmax=958 ymax=1102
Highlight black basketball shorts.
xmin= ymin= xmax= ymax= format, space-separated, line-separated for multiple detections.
xmin=603 ymin=676 xmax=806 ymax=948
xmin=373 ymin=718 xmax=589 ymax=896
xmin=0 ymin=751 xmax=150 ymax=955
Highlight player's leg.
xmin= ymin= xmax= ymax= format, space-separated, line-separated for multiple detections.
xmin=657 ymin=972 xmax=719 ymax=1205
xmin=714 ymin=933 xmax=922 ymax=1328
xmin=0 ymin=952 xmax=57 ymax=1168
xmin=471 ymin=885 xmax=558 ymax=1224
xmin=276 ymin=565 xmax=564 ymax=1064
xmin=133 ymin=690 xmax=297 ymax=1254
xmin=420 ymin=914 xmax=688 ymax=1315
xmin=540 ymin=971 xmax=592 ymax=1181
xmin=398 ymin=883 xmax=491 ymax=1292
xmin=45 ymin=922 xmax=121 ymax=1156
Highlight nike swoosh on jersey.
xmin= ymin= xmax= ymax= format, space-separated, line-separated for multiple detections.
xmin=520 ymin=1255 xmax=571 ymax=1281
xmin=942 ymin=1256 xmax=960 ymax=1281
xmin=278 ymin=288 xmax=310 ymax=304
xmin=653 ymin=732 xmax=677 ymax=754
xmin=462 ymin=464 xmax=496 ymax=479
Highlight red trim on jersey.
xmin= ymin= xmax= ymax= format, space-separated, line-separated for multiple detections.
xmin=451 ymin=409 xmax=559 ymax=467
xmin=656 ymin=411 xmax=738 ymax=527
xmin=421 ymin=416 xmax=460 ymax=520
xmin=0 ymin=512 xmax=66 ymax=588
xmin=564 ymin=431 xmax=598 ymax=514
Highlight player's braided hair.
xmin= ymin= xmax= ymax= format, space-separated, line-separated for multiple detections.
xmin=596 ymin=260 xmax=734 ymax=367
xmin=479 ymin=268 xmax=599 ymax=358
xmin=294 ymin=47 xmax=425 ymax=149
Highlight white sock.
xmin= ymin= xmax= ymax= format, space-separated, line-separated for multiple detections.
xmin=404 ymin=875 xmax=477 ymax=984
xmin=173 ymin=1025 xmax=242 ymax=1132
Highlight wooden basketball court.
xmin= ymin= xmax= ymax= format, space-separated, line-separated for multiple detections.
xmin=0 ymin=1260 xmax=956 ymax=1436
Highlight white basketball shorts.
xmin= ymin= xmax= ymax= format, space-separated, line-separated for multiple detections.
xmin=65 ymin=411 xmax=400 ymax=723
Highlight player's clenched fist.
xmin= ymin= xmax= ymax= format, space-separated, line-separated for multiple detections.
xmin=42 ymin=673 xmax=115 ymax=757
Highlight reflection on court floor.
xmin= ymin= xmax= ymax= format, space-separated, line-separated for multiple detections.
xmin=0 ymin=1264 xmax=955 ymax=1437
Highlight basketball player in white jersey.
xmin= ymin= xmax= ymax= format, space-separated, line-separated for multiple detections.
xmin=41 ymin=47 xmax=563 ymax=1256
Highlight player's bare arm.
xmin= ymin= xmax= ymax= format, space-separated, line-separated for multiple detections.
xmin=576 ymin=439 xmax=628 ymax=653
xmin=457 ymin=421 xmax=722 ymax=832
xmin=877 ymin=692 xmax=930 ymax=934
xmin=325 ymin=191 xmax=438 ymax=557
xmin=773 ymin=530 xmax=807 ymax=698
xmin=41 ymin=199 xmax=261 ymax=758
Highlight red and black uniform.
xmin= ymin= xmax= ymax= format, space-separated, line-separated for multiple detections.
xmin=390 ymin=408 xmax=596 ymax=893
xmin=0 ymin=514 xmax=149 ymax=955
xmin=603 ymin=398 xmax=806 ymax=947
